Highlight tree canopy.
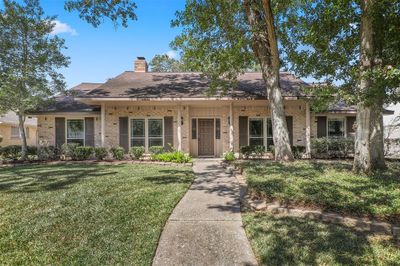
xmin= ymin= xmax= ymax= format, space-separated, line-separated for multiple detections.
xmin=149 ymin=54 xmax=186 ymax=72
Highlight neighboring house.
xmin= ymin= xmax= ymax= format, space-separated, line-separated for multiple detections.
xmin=383 ymin=103 xmax=400 ymax=157
xmin=30 ymin=57 xmax=379 ymax=157
xmin=0 ymin=111 xmax=37 ymax=147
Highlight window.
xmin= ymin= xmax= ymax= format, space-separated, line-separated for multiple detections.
xmin=130 ymin=118 xmax=163 ymax=150
xmin=328 ymin=118 xmax=345 ymax=138
xmin=215 ymin=118 xmax=221 ymax=139
xmin=66 ymin=119 xmax=84 ymax=145
xmin=131 ymin=119 xmax=145 ymax=147
xmin=148 ymin=119 xmax=163 ymax=147
xmin=249 ymin=118 xmax=264 ymax=146
xmin=266 ymin=118 xmax=273 ymax=149
xmin=11 ymin=126 xmax=20 ymax=138
xmin=192 ymin=118 xmax=197 ymax=139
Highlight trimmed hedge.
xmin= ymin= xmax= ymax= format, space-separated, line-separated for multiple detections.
xmin=311 ymin=137 xmax=354 ymax=159
xmin=94 ymin=147 xmax=108 ymax=160
xmin=129 ymin=146 xmax=145 ymax=160
xmin=110 ymin=147 xmax=125 ymax=160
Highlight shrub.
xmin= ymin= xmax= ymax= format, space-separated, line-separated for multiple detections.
xmin=94 ymin=147 xmax=108 ymax=160
xmin=129 ymin=146 xmax=145 ymax=160
xmin=110 ymin=146 xmax=125 ymax=160
xmin=37 ymin=145 xmax=59 ymax=161
xmin=0 ymin=145 xmax=21 ymax=160
xmin=61 ymin=143 xmax=80 ymax=158
xmin=27 ymin=146 xmax=37 ymax=156
xmin=152 ymin=151 xmax=192 ymax=163
xmin=149 ymin=146 xmax=164 ymax=155
xmin=240 ymin=146 xmax=253 ymax=159
xmin=292 ymin=146 xmax=306 ymax=159
xmin=224 ymin=151 xmax=235 ymax=161
xmin=253 ymin=145 xmax=265 ymax=158
xmin=311 ymin=137 xmax=354 ymax=159
xmin=70 ymin=146 xmax=93 ymax=161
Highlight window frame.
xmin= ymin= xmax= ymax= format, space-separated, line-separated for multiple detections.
xmin=248 ymin=117 xmax=265 ymax=147
xmin=129 ymin=117 xmax=164 ymax=152
xmin=327 ymin=117 xmax=346 ymax=138
xmin=248 ymin=117 xmax=274 ymax=150
xmin=66 ymin=119 xmax=85 ymax=146
xmin=10 ymin=126 xmax=20 ymax=139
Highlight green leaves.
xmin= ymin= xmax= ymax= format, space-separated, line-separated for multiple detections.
xmin=149 ymin=54 xmax=186 ymax=73
xmin=64 ymin=0 xmax=137 ymax=28
xmin=0 ymin=0 xmax=70 ymax=114
xmin=171 ymin=0 xmax=255 ymax=94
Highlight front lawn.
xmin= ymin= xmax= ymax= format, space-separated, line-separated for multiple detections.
xmin=0 ymin=163 xmax=194 ymax=265
xmin=242 ymin=160 xmax=400 ymax=222
xmin=243 ymin=213 xmax=400 ymax=265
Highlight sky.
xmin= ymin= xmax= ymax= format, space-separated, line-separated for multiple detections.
xmin=40 ymin=0 xmax=186 ymax=89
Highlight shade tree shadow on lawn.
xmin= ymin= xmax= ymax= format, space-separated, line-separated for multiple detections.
xmin=244 ymin=161 xmax=400 ymax=222
xmin=0 ymin=164 xmax=121 ymax=193
xmin=244 ymin=213 xmax=398 ymax=265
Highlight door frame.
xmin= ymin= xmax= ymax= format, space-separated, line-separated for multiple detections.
xmin=197 ymin=118 xmax=215 ymax=156
xmin=192 ymin=117 xmax=218 ymax=157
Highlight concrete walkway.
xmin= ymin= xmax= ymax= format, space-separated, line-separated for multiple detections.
xmin=153 ymin=159 xmax=257 ymax=266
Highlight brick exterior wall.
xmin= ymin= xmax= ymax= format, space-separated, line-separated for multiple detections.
xmin=0 ymin=124 xmax=37 ymax=146
xmin=35 ymin=100 xmax=354 ymax=156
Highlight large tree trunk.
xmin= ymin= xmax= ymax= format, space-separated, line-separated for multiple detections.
xmin=18 ymin=113 xmax=28 ymax=161
xmin=244 ymin=0 xmax=294 ymax=161
xmin=353 ymin=0 xmax=386 ymax=173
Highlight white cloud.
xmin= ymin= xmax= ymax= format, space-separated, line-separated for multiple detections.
xmin=51 ymin=20 xmax=78 ymax=36
xmin=166 ymin=50 xmax=177 ymax=59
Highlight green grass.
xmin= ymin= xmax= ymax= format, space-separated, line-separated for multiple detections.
xmin=243 ymin=213 xmax=400 ymax=266
xmin=242 ymin=160 xmax=400 ymax=222
xmin=0 ymin=163 xmax=194 ymax=265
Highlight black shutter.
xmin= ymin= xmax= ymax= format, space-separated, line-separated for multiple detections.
xmin=191 ymin=118 xmax=197 ymax=139
xmin=239 ymin=116 xmax=248 ymax=147
xmin=346 ymin=116 xmax=356 ymax=136
xmin=85 ymin=117 xmax=95 ymax=146
xmin=119 ymin=117 xmax=129 ymax=152
xmin=286 ymin=116 xmax=293 ymax=146
xmin=164 ymin=116 xmax=173 ymax=150
xmin=317 ymin=116 xmax=327 ymax=138
xmin=55 ymin=117 xmax=65 ymax=148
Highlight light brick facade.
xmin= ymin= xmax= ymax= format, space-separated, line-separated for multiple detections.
xmin=36 ymin=99 xmax=330 ymax=157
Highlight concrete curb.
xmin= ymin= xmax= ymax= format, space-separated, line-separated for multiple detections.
xmin=220 ymin=161 xmax=400 ymax=243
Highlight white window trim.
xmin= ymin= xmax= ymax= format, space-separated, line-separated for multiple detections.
xmin=129 ymin=117 xmax=164 ymax=152
xmin=327 ymin=117 xmax=346 ymax=138
xmin=248 ymin=117 xmax=273 ymax=150
xmin=10 ymin=126 xmax=20 ymax=139
xmin=66 ymin=119 xmax=86 ymax=145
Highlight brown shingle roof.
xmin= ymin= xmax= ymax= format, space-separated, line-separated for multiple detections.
xmin=30 ymin=83 xmax=102 ymax=114
xmin=81 ymin=72 xmax=309 ymax=99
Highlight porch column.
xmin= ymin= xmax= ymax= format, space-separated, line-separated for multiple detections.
xmin=229 ymin=102 xmax=234 ymax=151
xmin=177 ymin=105 xmax=182 ymax=151
xmin=101 ymin=103 xmax=105 ymax=147
xmin=305 ymin=102 xmax=311 ymax=158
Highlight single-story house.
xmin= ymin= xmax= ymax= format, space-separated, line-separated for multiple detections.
xmin=0 ymin=111 xmax=37 ymax=147
xmin=30 ymin=57 xmax=370 ymax=157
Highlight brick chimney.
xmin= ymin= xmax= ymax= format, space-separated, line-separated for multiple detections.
xmin=134 ymin=57 xmax=148 ymax=72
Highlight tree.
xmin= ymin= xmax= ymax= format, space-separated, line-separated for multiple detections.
xmin=0 ymin=0 xmax=69 ymax=160
xmin=171 ymin=0 xmax=294 ymax=161
xmin=277 ymin=0 xmax=400 ymax=173
xmin=149 ymin=54 xmax=186 ymax=72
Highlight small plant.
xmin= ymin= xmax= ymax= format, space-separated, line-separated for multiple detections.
xmin=0 ymin=145 xmax=21 ymax=160
xmin=149 ymin=146 xmax=164 ymax=155
xmin=129 ymin=146 xmax=145 ymax=160
xmin=152 ymin=151 xmax=192 ymax=163
xmin=240 ymin=145 xmax=253 ymax=159
xmin=253 ymin=145 xmax=265 ymax=158
xmin=71 ymin=146 xmax=93 ymax=161
xmin=94 ymin=147 xmax=108 ymax=160
xmin=292 ymin=146 xmax=306 ymax=159
xmin=224 ymin=151 xmax=235 ymax=161
xmin=110 ymin=146 xmax=125 ymax=160
xmin=37 ymin=145 xmax=59 ymax=161
xmin=61 ymin=143 xmax=80 ymax=158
